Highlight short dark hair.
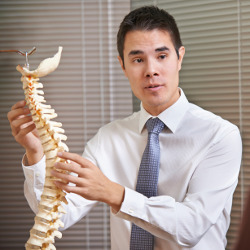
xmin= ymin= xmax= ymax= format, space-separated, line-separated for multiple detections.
xmin=117 ymin=6 xmax=183 ymax=64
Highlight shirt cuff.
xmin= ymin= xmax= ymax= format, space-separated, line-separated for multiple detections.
xmin=22 ymin=154 xmax=46 ymax=192
xmin=114 ymin=187 xmax=147 ymax=221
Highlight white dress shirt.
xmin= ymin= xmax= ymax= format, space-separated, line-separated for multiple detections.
xmin=23 ymin=89 xmax=242 ymax=250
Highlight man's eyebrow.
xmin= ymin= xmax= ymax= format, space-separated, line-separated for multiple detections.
xmin=128 ymin=46 xmax=170 ymax=56
xmin=155 ymin=46 xmax=169 ymax=52
xmin=128 ymin=50 xmax=144 ymax=56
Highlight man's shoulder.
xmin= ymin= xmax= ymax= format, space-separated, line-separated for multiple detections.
xmin=187 ymin=102 xmax=239 ymax=135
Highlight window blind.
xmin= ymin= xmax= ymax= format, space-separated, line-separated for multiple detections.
xmin=131 ymin=1 xmax=248 ymax=249
xmin=0 ymin=0 xmax=131 ymax=249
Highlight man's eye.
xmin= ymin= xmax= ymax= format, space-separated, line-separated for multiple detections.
xmin=134 ymin=58 xmax=143 ymax=63
xmin=159 ymin=54 xmax=167 ymax=59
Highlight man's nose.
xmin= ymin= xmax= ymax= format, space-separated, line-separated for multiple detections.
xmin=145 ymin=59 xmax=159 ymax=77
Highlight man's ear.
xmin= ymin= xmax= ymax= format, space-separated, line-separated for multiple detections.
xmin=178 ymin=46 xmax=185 ymax=71
xmin=117 ymin=56 xmax=126 ymax=74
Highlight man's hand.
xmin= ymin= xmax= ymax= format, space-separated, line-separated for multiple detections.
xmin=7 ymin=100 xmax=43 ymax=165
xmin=52 ymin=151 xmax=125 ymax=212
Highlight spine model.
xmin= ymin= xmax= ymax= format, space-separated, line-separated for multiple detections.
xmin=16 ymin=47 xmax=68 ymax=250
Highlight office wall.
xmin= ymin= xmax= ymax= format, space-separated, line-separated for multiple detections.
xmin=0 ymin=1 xmax=131 ymax=249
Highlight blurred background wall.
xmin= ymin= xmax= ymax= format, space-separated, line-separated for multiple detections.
xmin=0 ymin=1 xmax=131 ymax=249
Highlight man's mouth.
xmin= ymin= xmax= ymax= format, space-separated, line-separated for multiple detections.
xmin=146 ymin=84 xmax=162 ymax=90
xmin=148 ymin=84 xmax=160 ymax=88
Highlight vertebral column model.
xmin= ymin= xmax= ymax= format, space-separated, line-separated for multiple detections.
xmin=17 ymin=47 xmax=69 ymax=250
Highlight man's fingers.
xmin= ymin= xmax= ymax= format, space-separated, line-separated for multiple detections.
xmin=11 ymin=115 xmax=33 ymax=130
xmin=7 ymin=105 xmax=30 ymax=123
xmin=54 ymin=161 xmax=79 ymax=172
xmin=11 ymin=100 xmax=26 ymax=110
xmin=52 ymin=170 xmax=83 ymax=187
xmin=11 ymin=116 xmax=34 ymax=136
xmin=15 ymin=123 xmax=36 ymax=140
xmin=54 ymin=181 xmax=85 ymax=195
xmin=57 ymin=151 xmax=91 ymax=167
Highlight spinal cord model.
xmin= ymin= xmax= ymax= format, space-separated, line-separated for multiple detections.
xmin=17 ymin=47 xmax=69 ymax=250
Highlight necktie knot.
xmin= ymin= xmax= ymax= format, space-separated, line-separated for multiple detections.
xmin=146 ymin=117 xmax=165 ymax=135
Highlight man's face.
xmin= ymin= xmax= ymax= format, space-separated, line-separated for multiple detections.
xmin=118 ymin=29 xmax=185 ymax=116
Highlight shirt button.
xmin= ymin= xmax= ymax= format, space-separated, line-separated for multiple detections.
xmin=36 ymin=172 xmax=40 ymax=177
xmin=128 ymin=209 xmax=134 ymax=214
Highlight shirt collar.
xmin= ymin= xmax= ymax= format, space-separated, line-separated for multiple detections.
xmin=138 ymin=88 xmax=189 ymax=134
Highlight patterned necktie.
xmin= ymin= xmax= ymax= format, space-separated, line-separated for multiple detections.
xmin=130 ymin=117 xmax=165 ymax=250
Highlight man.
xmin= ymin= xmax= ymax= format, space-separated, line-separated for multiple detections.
xmin=7 ymin=6 xmax=242 ymax=250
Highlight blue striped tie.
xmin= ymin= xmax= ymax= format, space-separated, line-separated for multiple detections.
xmin=130 ymin=117 xmax=165 ymax=250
